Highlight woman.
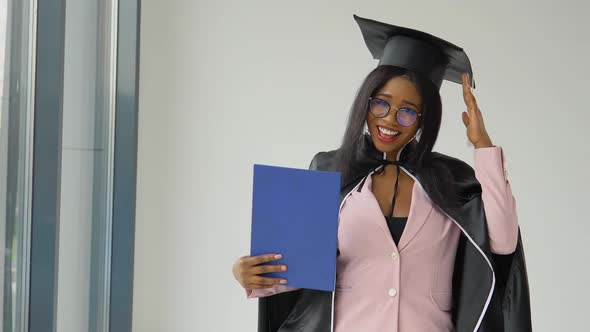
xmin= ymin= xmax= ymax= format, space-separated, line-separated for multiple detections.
xmin=233 ymin=15 xmax=532 ymax=332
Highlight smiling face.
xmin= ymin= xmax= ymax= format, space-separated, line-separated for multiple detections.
xmin=366 ymin=75 xmax=423 ymax=160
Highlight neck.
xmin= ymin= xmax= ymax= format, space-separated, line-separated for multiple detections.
xmin=384 ymin=150 xmax=399 ymax=162
xmin=384 ymin=138 xmax=416 ymax=163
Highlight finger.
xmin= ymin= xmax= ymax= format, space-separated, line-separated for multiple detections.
xmin=463 ymin=79 xmax=477 ymax=111
xmin=462 ymin=73 xmax=478 ymax=116
xmin=249 ymin=276 xmax=287 ymax=286
xmin=461 ymin=73 xmax=470 ymax=101
xmin=462 ymin=111 xmax=469 ymax=128
xmin=476 ymin=106 xmax=483 ymax=117
xmin=250 ymin=263 xmax=287 ymax=275
xmin=242 ymin=253 xmax=282 ymax=266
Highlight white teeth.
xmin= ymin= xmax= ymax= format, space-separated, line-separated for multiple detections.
xmin=378 ymin=126 xmax=399 ymax=136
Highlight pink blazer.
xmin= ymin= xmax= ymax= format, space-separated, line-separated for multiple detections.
xmin=245 ymin=146 xmax=518 ymax=331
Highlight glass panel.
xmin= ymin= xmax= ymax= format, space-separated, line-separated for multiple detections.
xmin=1 ymin=0 xmax=36 ymax=331
xmin=2 ymin=0 xmax=124 ymax=330
xmin=57 ymin=0 xmax=117 ymax=331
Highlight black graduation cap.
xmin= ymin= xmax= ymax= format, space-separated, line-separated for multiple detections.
xmin=353 ymin=14 xmax=475 ymax=90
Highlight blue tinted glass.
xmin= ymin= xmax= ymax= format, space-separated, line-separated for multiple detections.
xmin=369 ymin=98 xmax=390 ymax=117
xmin=397 ymin=108 xmax=418 ymax=126
xmin=375 ymin=99 xmax=389 ymax=107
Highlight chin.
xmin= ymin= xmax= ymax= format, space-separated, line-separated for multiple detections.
xmin=370 ymin=132 xmax=409 ymax=156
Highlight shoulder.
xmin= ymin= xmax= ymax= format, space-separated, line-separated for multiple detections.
xmin=308 ymin=149 xmax=339 ymax=171
xmin=428 ymin=150 xmax=481 ymax=198
xmin=307 ymin=148 xmax=475 ymax=173
xmin=430 ymin=151 xmax=475 ymax=175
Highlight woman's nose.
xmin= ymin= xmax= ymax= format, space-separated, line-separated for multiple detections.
xmin=383 ymin=108 xmax=399 ymax=125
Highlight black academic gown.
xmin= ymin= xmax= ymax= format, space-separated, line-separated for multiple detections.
xmin=257 ymin=134 xmax=532 ymax=332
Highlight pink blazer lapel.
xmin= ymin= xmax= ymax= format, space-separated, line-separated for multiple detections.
xmin=361 ymin=171 xmax=434 ymax=252
xmin=396 ymin=179 xmax=434 ymax=251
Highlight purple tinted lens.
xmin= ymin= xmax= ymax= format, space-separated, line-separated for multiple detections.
xmin=397 ymin=108 xmax=417 ymax=126
xmin=369 ymin=99 xmax=389 ymax=117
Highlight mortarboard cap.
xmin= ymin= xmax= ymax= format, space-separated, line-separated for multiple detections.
xmin=353 ymin=14 xmax=475 ymax=89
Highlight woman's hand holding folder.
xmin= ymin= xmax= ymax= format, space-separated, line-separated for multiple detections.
xmin=233 ymin=253 xmax=289 ymax=289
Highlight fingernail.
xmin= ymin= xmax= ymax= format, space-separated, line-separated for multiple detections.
xmin=280 ymin=279 xmax=287 ymax=284
xmin=274 ymin=254 xmax=282 ymax=259
xmin=281 ymin=265 xmax=287 ymax=271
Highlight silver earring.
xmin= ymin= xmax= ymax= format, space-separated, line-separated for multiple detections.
xmin=414 ymin=128 xmax=422 ymax=142
xmin=363 ymin=121 xmax=370 ymax=135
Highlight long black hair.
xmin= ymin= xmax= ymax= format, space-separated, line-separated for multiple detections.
xmin=334 ymin=65 xmax=461 ymax=208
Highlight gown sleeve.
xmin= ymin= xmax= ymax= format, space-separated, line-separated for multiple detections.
xmin=473 ymin=145 xmax=519 ymax=254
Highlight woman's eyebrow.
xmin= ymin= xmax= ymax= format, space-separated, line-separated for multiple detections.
xmin=374 ymin=93 xmax=419 ymax=109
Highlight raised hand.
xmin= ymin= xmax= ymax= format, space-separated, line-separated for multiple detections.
xmin=461 ymin=73 xmax=494 ymax=149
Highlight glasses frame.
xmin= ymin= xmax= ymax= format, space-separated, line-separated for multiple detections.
xmin=368 ymin=97 xmax=423 ymax=127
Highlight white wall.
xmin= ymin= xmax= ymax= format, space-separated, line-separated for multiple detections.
xmin=135 ymin=1 xmax=590 ymax=331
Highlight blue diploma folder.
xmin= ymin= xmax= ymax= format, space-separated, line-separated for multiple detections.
xmin=250 ymin=164 xmax=341 ymax=292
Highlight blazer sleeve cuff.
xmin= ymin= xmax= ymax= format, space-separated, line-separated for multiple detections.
xmin=474 ymin=145 xmax=509 ymax=185
xmin=245 ymin=285 xmax=300 ymax=299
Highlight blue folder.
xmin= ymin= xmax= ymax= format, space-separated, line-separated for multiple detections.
xmin=250 ymin=164 xmax=341 ymax=292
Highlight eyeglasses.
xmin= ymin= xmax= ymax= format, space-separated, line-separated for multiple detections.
xmin=368 ymin=97 xmax=422 ymax=127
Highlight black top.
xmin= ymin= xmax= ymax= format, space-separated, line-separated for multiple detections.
xmin=385 ymin=215 xmax=407 ymax=246
xmin=384 ymin=164 xmax=406 ymax=246
xmin=357 ymin=162 xmax=408 ymax=246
